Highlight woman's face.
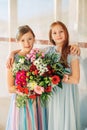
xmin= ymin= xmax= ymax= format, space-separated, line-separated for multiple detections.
xmin=51 ymin=25 xmax=65 ymax=46
xmin=18 ymin=31 xmax=35 ymax=52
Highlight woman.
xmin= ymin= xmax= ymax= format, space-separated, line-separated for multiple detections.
xmin=47 ymin=21 xmax=80 ymax=130
xmin=6 ymin=25 xmax=48 ymax=130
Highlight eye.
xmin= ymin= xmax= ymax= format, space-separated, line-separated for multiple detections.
xmin=21 ymin=39 xmax=24 ymax=42
xmin=60 ymin=30 xmax=64 ymax=33
xmin=27 ymin=37 xmax=33 ymax=41
xmin=29 ymin=38 xmax=32 ymax=40
xmin=53 ymin=32 xmax=57 ymax=34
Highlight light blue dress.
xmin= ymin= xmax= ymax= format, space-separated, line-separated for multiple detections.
xmin=6 ymin=54 xmax=48 ymax=130
xmin=46 ymin=46 xmax=80 ymax=130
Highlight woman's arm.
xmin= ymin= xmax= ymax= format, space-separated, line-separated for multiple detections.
xmin=6 ymin=49 xmax=20 ymax=69
xmin=62 ymin=57 xmax=80 ymax=84
xmin=7 ymin=68 xmax=16 ymax=93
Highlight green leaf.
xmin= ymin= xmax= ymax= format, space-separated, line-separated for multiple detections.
xmin=16 ymin=94 xmax=28 ymax=108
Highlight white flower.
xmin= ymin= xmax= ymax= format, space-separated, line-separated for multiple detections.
xmin=34 ymin=58 xmax=43 ymax=66
xmin=27 ymin=81 xmax=37 ymax=90
xmin=19 ymin=58 xmax=25 ymax=64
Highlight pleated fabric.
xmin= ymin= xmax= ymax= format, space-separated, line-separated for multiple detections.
xmin=6 ymin=94 xmax=48 ymax=130
xmin=47 ymin=84 xmax=80 ymax=130
xmin=46 ymin=46 xmax=80 ymax=130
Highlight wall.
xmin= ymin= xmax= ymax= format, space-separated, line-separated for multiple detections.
xmin=0 ymin=42 xmax=9 ymax=97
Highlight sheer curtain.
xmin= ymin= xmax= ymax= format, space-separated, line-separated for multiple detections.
xmin=55 ymin=0 xmax=87 ymax=43
xmin=78 ymin=0 xmax=87 ymax=42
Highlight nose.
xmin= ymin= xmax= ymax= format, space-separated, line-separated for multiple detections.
xmin=26 ymin=40 xmax=30 ymax=45
xmin=57 ymin=32 xmax=61 ymax=37
xmin=24 ymin=41 xmax=30 ymax=47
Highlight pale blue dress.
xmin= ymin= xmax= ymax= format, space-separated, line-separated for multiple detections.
xmin=6 ymin=54 xmax=48 ymax=130
xmin=46 ymin=46 xmax=80 ymax=130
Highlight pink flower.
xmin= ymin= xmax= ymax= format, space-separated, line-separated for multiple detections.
xmin=31 ymin=56 xmax=36 ymax=62
xmin=26 ymin=54 xmax=32 ymax=59
xmin=34 ymin=86 xmax=44 ymax=95
xmin=26 ymin=51 xmax=36 ymax=62
xmin=34 ymin=48 xmax=39 ymax=53
xmin=41 ymin=52 xmax=45 ymax=58
xmin=30 ymin=49 xmax=35 ymax=54
xmin=15 ymin=70 xmax=27 ymax=86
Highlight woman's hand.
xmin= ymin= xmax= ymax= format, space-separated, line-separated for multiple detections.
xmin=6 ymin=49 xmax=20 ymax=69
xmin=70 ymin=44 xmax=80 ymax=56
xmin=6 ymin=52 xmax=15 ymax=69
xmin=62 ymin=74 xmax=69 ymax=82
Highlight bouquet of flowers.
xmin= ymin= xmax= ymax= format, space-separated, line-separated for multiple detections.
xmin=12 ymin=48 xmax=67 ymax=108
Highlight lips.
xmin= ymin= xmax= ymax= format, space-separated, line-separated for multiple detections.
xmin=25 ymin=46 xmax=30 ymax=48
xmin=56 ymin=38 xmax=62 ymax=40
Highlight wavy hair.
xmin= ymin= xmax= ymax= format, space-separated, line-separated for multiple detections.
xmin=49 ymin=21 xmax=70 ymax=67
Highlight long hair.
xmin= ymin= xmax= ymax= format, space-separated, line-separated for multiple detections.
xmin=16 ymin=25 xmax=35 ymax=41
xmin=49 ymin=21 xmax=70 ymax=67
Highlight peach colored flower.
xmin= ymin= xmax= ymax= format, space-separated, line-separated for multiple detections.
xmin=34 ymin=86 xmax=44 ymax=95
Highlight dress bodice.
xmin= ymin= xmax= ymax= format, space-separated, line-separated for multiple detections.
xmin=45 ymin=46 xmax=80 ymax=74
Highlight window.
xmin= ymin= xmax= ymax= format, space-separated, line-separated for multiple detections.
xmin=17 ymin=0 xmax=54 ymax=40
xmin=0 ymin=0 xmax=8 ymax=37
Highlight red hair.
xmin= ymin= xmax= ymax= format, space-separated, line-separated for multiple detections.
xmin=49 ymin=21 xmax=70 ymax=67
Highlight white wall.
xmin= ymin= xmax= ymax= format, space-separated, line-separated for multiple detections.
xmin=0 ymin=42 xmax=10 ymax=97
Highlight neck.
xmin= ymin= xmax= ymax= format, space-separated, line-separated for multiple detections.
xmin=56 ymin=45 xmax=62 ymax=53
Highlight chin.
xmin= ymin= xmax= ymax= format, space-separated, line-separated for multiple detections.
xmin=26 ymin=47 xmax=33 ymax=51
xmin=25 ymin=48 xmax=30 ymax=52
xmin=56 ymin=41 xmax=64 ymax=45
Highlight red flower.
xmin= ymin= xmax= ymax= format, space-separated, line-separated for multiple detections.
xmin=16 ymin=80 xmax=21 ymax=86
xmin=30 ymin=64 xmax=37 ymax=72
xmin=52 ymin=75 xmax=60 ymax=84
xmin=42 ymin=65 xmax=55 ymax=77
xmin=47 ymin=65 xmax=52 ymax=70
xmin=16 ymin=86 xmax=29 ymax=94
xmin=16 ymin=85 xmax=21 ymax=90
xmin=34 ymin=69 xmax=38 ymax=75
xmin=16 ymin=85 xmax=24 ymax=92
xmin=47 ymin=65 xmax=54 ymax=73
xmin=45 ymin=86 xmax=52 ymax=92
xmin=29 ymin=94 xmax=36 ymax=99
xmin=24 ymin=88 xmax=29 ymax=94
